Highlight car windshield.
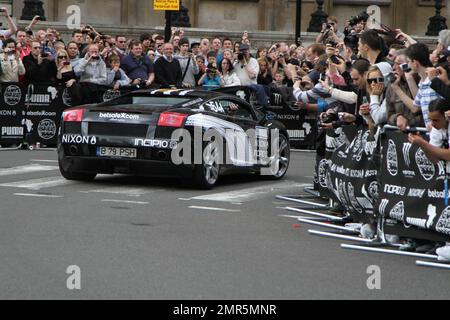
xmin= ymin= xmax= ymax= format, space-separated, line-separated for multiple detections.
xmin=102 ymin=95 xmax=192 ymax=107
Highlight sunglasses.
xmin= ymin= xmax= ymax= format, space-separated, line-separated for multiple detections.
xmin=58 ymin=56 xmax=68 ymax=59
xmin=367 ymin=77 xmax=384 ymax=84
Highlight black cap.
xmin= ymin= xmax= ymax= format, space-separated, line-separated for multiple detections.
xmin=190 ymin=42 xmax=200 ymax=49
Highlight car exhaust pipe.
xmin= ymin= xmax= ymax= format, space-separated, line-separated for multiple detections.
xmin=157 ymin=151 xmax=167 ymax=160
xmin=69 ymin=145 xmax=79 ymax=156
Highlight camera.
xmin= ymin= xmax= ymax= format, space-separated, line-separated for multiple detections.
xmin=0 ymin=9 xmax=6 ymax=13
xmin=91 ymin=56 xmax=100 ymax=60
xmin=63 ymin=61 xmax=71 ymax=66
xmin=348 ymin=11 xmax=369 ymax=27
xmin=321 ymin=112 xmax=339 ymax=125
xmin=385 ymin=72 xmax=397 ymax=84
xmin=238 ymin=53 xmax=244 ymax=61
xmin=278 ymin=53 xmax=285 ymax=59
xmin=400 ymin=63 xmax=411 ymax=73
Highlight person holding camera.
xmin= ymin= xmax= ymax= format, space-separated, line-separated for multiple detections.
xmin=234 ymin=43 xmax=259 ymax=86
xmin=0 ymin=7 xmax=18 ymax=49
xmin=174 ymin=38 xmax=200 ymax=89
xmin=74 ymin=44 xmax=107 ymax=104
xmin=55 ymin=49 xmax=82 ymax=106
xmin=0 ymin=39 xmax=25 ymax=83
xmin=405 ymin=43 xmax=441 ymax=130
xmin=121 ymin=40 xmax=155 ymax=88
xmin=23 ymin=41 xmax=57 ymax=84
xmin=198 ymin=63 xmax=222 ymax=90
xmin=316 ymin=16 xmax=343 ymax=46
xmin=388 ymin=51 xmax=423 ymax=130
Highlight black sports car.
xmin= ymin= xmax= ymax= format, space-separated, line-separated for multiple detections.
xmin=58 ymin=89 xmax=290 ymax=189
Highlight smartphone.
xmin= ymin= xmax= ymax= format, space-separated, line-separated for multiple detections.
xmin=330 ymin=55 xmax=340 ymax=64
xmin=319 ymin=73 xmax=325 ymax=82
xmin=63 ymin=61 xmax=71 ymax=66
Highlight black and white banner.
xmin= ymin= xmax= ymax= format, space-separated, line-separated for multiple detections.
xmin=326 ymin=126 xmax=379 ymax=223
xmin=379 ymin=130 xmax=450 ymax=237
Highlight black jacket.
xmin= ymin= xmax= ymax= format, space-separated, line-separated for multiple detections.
xmin=154 ymin=57 xmax=182 ymax=88
xmin=430 ymin=77 xmax=450 ymax=101
xmin=23 ymin=54 xmax=57 ymax=84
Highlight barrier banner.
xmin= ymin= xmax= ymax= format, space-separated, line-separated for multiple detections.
xmin=317 ymin=125 xmax=358 ymax=200
xmin=325 ymin=126 xmax=379 ymax=223
xmin=0 ymin=83 xmax=26 ymax=145
xmin=0 ymin=83 xmax=136 ymax=147
xmin=378 ymin=130 xmax=450 ymax=237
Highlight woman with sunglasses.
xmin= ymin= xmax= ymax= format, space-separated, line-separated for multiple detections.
xmin=56 ymin=49 xmax=82 ymax=106
xmin=360 ymin=62 xmax=392 ymax=126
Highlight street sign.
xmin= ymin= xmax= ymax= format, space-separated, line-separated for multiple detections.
xmin=154 ymin=0 xmax=180 ymax=11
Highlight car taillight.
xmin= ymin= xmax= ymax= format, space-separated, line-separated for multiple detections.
xmin=63 ymin=108 xmax=85 ymax=122
xmin=157 ymin=112 xmax=187 ymax=127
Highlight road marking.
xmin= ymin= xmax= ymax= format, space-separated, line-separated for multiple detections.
xmin=80 ymin=187 xmax=164 ymax=197
xmin=0 ymin=177 xmax=71 ymax=190
xmin=30 ymin=159 xmax=58 ymax=163
xmin=0 ymin=164 xmax=58 ymax=177
xmin=102 ymin=199 xmax=149 ymax=205
xmin=14 ymin=193 xmax=63 ymax=198
xmin=190 ymin=182 xmax=310 ymax=203
xmin=188 ymin=206 xmax=241 ymax=213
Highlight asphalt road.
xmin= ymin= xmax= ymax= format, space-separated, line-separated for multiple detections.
xmin=0 ymin=148 xmax=448 ymax=300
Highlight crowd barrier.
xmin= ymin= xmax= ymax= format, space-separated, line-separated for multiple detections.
xmin=0 ymin=83 xmax=136 ymax=147
xmin=316 ymin=124 xmax=450 ymax=243
xmin=0 ymin=83 xmax=318 ymax=149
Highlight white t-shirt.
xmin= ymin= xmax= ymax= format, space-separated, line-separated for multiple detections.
xmin=429 ymin=124 xmax=450 ymax=148
xmin=233 ymin=57 xmax=259 ymax=86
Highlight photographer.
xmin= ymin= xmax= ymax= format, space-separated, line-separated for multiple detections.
xmin=0 ymin=7 xmax=18 ymax=48
xmin=121 ymin=40 xmax=155 ymax=88
xmin=23 ymin=41 xmax=57 ymax=84
xmin=174 ymin=38 xmax=200 ymax=89
xmin=405 ymin=43 xmax=441 ymax=130
xmin=234 ymin=43 xmax=259 ymax=86
xmin=74 ymin=44 xmax=107 ymax=104
xmin=316 ymin=16 xmax=343 ymax=46
xmin=198 ymin=63 xmax=222 ymax=90
xmin=0 ymin=39 xmax=25 ymax=83
xmin=56 ymin=49 xmax=82 ymax=106
xmin=388 ymin=51 xmax=423 ymax=130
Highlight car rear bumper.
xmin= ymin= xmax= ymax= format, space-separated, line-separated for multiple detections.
xmin=59 ymin=154 xmax=195 ymax=178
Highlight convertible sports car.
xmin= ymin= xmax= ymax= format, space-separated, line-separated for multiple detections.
xmin=58 ymin=89 xmax=290 ymax=189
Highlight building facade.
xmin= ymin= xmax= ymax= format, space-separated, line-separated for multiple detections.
xmin=5 ymin=0 xmax=449 ymax=39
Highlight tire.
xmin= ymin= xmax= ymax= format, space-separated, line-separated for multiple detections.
xmin=193 ymin=140 xmax=221 ymax=189
xmin=261 ymin=133 xmax=290 ymax=180
xmin=59 ymin=158 xmax=97 ymax=181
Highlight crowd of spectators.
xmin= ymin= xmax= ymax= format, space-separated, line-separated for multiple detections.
xmin=1 ymin=7 xmax=450 ymax=260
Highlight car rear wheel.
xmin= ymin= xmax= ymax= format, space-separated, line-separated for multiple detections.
xmin=193 ymin=140 xmax=221 ymax=189
xmin=261 ymin=133 xmax=290 ymax=180
xmin=59 ymin=158 xmax=97 ymax=181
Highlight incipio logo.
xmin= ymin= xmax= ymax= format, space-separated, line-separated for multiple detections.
xmin=99 ymin=112 xmax=140 ymax=120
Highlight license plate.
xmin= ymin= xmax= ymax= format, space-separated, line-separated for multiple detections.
xmin=97 ymin=147 xmax=137 ymax=159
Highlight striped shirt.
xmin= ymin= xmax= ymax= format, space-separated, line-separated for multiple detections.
xmin=414 ymin=77 xmax=441 ymax=126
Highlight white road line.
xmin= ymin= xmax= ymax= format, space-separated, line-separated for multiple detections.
xmin=80 ymin=187 xmax=164 ymax=197
xmin=102 ymin=199 xmax=149 ymax=205
xmin=190 ymin=182 xmax=310 ymax=203
xmin=30 ymin=159 xmax=58 ymax=163
xmin=188 ymin=206 xmax=241 ymax=213
xmin=0 ymin=164 xmax=59 ymax=177
xmin=0 ymin=177 xmax=71 ymax=190
xmin=14 ymin=193 xmax=63 ymax=198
